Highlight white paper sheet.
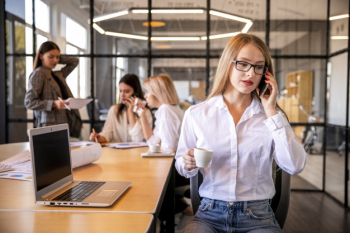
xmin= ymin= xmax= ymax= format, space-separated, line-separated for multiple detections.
xmin=66 ymin=98 xmax=93 ymax=109
xmin=0 ymin=143 xmax=103 ymax=181
xmin=107 ymin=142 xmax=148 ymax=149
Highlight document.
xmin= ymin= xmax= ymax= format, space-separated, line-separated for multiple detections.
xmin=66 ymin=98 xmax=93 ymax=109
xmin=107 ymin=142 xmax=148 ymax=149
xmin=141 ymin=151 xmax=175 ymax=158
xmin=0 ymin=143 xmax=103 ymax=181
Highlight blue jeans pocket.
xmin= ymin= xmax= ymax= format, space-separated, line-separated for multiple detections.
xmin=199 ymin=202 xmax=212 ymax=212
xmin=247 ymin=202 xmax=273 ymax=220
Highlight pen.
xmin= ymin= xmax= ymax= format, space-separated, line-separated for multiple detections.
xmin=92 ymin=128 xmax=99 ymax=143
xmin=58 ymin=97 xmax=71 ymax=111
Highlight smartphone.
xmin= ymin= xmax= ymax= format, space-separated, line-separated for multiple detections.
xmin=257 ymin=75 xmax=270 ymax=97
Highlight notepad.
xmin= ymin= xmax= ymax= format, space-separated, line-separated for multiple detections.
xmin=66 ymin=98 xmax=93 ymax=109
xmin=107 ymin=142 xmax=148 ymax=149
xmin=141 ymin=151 xmax=175 ymax=158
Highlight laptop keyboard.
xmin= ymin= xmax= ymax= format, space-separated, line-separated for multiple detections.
xmin=52 ymin=181 xmax=106 ymax=202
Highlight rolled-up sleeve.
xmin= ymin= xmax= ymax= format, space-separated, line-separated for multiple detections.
xmin=175 ymin=107 xmax=199 ymax=178
xmin=264 ymin=112 xmax=308 ymax=175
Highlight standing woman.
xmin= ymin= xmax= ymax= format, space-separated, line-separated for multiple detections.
xmin=25 ymin=41 xmax=82 ymax=138
xmin=176 ymin=34 xmax=307 ymax=232
xmin=90 ymin=73 xmax=153 ymax=143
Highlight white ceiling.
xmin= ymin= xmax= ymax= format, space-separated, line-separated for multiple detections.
xmin=72 ymin=0 xmax=348 ymax=50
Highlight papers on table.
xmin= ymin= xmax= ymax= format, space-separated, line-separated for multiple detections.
xmin=107 ymin=142 xmax=148 ymax=149
xmin=66 ymin=98 xmax=93 ymax=109
xmin=70 ymin=141 xmax=99 ymax=147
xmin=0 ymin=150 xmax=32 ymax=181
xmin=141 ymin=151 xmax=175 ymax=158
xmin=0 ymin=142 xmax=103 ymax=182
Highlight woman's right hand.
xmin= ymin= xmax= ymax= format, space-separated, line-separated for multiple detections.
xmin=53 ymin=100 xmax=68 ymax=109
xmin=183 ymin=149 xmax=197 ymax=171
xmin=89 ymin=129 xmax=105 ymax=143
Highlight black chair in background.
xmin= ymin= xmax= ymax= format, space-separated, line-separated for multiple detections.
xmin=86 ymin=98 xmax=104 ymax=133
xmin=190 ymin=161 xmax=291 ymax=229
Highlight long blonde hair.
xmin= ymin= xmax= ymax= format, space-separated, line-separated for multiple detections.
xmin=143 ymin=74 xmax=180 ymax=105
xmin=207 ymin=34 xmax=287 ymax=118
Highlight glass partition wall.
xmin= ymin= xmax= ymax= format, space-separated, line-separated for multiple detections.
xmin=2 ymin=0 xmax=350 ymax=207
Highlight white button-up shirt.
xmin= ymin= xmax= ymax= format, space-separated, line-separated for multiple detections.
xmin=147 ymin=104 xmax=184 ymax=152
xmin=175 ymin=94 xmax=307 ymax=202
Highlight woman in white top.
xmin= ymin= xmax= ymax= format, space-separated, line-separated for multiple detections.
xmin=138 ymin=74 xmax=184 ymax=152
xmin=175 ymin=34 xmax=307 ymax=233
xmin=138 ymin=74 xmax=194 ymax=222
xmin=90 ymin=73 xmax=153 ymax=143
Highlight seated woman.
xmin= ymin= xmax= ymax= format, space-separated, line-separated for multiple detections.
xmin=175 ymin=34 xmax=307 ymax=233
xmin=138 ymin=74 xmax=184 ymax=152
xmin=90 ymin=73 xmax=153 ymax=143
xmin=137 ymin=74 xmax=193 ymax=226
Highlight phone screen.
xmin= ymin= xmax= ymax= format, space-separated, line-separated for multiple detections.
xmin=257 ymin=76 xmax=269 ymax=97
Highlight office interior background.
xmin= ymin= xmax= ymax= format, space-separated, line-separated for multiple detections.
xmin=0 ymin=0 xmax=349 ymax=210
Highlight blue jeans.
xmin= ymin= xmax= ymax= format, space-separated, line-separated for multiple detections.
xmin=184 ymin=198 xmax=282 ymax=233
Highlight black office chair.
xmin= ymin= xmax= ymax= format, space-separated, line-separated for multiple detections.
xmin=190 ymin=161 xmax=291 ymax=229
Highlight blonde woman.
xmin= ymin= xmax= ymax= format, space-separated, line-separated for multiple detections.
xmin=138 ymin=74 xmax=184 ymax=152
xmin=175 ymin=34 xmax=307 ymax=232
xmin=137 ymin=74 xmax=194 ymax=222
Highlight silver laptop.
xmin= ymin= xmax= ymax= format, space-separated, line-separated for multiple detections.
xmin=29 ymin=123 xmax=131 ymax=207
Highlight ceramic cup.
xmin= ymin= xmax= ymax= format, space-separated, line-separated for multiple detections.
xmin=149 ymin=144 xmax=160 ymax=153
xmin=194 ymin=148 xmax=214 ymax=168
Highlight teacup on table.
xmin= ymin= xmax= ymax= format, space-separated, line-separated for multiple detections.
xmin=149 ymin=144 xmax=160 ymax=153
xmin=194 ymin=148 xmax=213 ymax=168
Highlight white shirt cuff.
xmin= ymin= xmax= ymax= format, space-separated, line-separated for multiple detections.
xmin=263 ymin=112 xmax=289 ymax=131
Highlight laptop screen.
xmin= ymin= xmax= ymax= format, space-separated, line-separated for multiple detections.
xmin=32 ymin=129 xmax=72 ymax=191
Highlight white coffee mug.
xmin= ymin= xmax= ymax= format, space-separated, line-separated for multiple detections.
xmin=194 ymin=148 xmax=213 ymax=168
xmin=149 ymin=144 xmax=160 ymax=153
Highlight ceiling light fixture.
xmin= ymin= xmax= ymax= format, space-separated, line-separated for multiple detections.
xmin=92 ymin=8 xmax=252 ymax=41
xmin=151 ymin=37 xmax=200 ymax=41
xmin=105 ymin=31 xmax=148 ymax=40
xmin=93 ymin=10 xmax=128 ymax=23
xmin=93 ymin=23 xmax=105 ymax=34
xmin=331 ymin=36 xmax=348 ymax=40
xmin=329 ymin=14 xmax=349 ymax=21
xmin=142 ymin=21 xmax=166 ymax=27
xmin=209 ymin=10 xmax=251 ymax=23
xmin=132 ymin=9 xmax=204 ymax=14
xmin=242 ymin=21 xmax=253 ymax=33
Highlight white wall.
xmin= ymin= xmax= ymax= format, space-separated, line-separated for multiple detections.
xmin=328 ymin=52 xmax=348 ymax=126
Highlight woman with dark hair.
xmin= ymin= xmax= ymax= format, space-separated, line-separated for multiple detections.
xmin=24 ymin=41 xmax=82 ymax=138
xmin=90 ymin=73 xmax=153 ymax=143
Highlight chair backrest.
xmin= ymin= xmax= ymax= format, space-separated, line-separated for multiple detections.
xmin=190 ymin=163 xmax=291 ymax=229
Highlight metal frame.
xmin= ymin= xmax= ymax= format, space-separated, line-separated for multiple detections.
xmin=1 ymin=0 xmax=349 ymax=208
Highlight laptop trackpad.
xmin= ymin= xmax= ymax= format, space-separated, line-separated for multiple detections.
xmin=96 ymin=190 xmax=118 ymax=198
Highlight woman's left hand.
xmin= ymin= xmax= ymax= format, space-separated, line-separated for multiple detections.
xmin=258 ymin=71 xmax=278 ymax=117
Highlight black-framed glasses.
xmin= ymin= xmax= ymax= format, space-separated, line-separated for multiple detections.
xmin=232 ymin=60 xmax=268 ymax=75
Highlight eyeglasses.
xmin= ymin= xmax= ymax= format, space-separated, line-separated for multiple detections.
xmin=232 ymin=60 xmax=268 ymax=75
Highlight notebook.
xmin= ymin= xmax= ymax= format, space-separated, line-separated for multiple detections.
xmin=28 ymin=124 xmax=131 ymax=207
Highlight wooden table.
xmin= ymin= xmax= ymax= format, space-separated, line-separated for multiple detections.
xmin=0 ymin=142 xmax=175 ymax=232
xmin=0 ymin=212 xmax=153 ymax=233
